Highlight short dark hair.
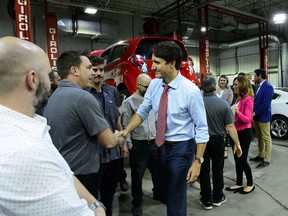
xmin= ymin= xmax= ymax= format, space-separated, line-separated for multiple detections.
xmin=238 ymin=72 xmax=246 ymax=77
xmin=48 ymin=70 xmax=57 ymax=80
xmin=56 ymin=51 xmax=88 ymax=79
xmin=254 ymin=68 xmax=266 ymax=79
xmin=151 ymin=41 xmax=182 ymax=70
xmin=89 ymin=55 xmax=104 ymax=66
xmin=201 ymin=76 xmax=216 ymax=93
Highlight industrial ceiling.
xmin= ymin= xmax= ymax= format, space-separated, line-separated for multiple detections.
xmin=32 ymin=0 xmax=288 ymax=41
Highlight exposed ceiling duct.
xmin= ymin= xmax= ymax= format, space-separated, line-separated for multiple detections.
xmin=33 ymin=0 xmax=288 ymax=42
xmin=183 ymin=27 xmax=194 ymax=40
xmin=219 ymin=16 xmax=259 ymax=32
xmin=57 ymin=17 xmax=119 ymax=39
xmin=184 ymin=34 xmax=287 ymax=86
xmin=184 ymin=34 xmax=286 ymax=49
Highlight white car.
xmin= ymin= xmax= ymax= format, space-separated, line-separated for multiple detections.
xmin=271 ymin=87 xmax=288 ymax=139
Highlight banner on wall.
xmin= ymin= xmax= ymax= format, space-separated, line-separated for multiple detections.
xmin=264 ymin=48 xmax=268 ymax=73
xmin=199 ymin=36 xmax=210 ymax=79
xmin=45 ymin=13 xmax=59 ymax=71
xmin=14 ymin=0 xmax=32 ymax=41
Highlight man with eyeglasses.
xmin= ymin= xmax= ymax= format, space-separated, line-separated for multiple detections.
xmin=121 ymin=74 xmax=161 ymax=216
xmin=35 ymin=70 xmax=61 ymax=116
xmin=88 ymin=55 xmax=128 ymax=216
xmin=49 ymin=70 xmax=62 ymax=94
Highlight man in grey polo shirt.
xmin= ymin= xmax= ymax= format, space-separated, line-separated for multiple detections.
xmin=122 ymin=74 xmax=161 ymax=216
xmin=199 ymin=76 xmax=242 ymax=210
xmin=44 ymin=51 xmax=122 ymax=199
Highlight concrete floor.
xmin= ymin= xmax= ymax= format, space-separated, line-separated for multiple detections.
xmin=112 ymin=137 xmax=288 ymax=216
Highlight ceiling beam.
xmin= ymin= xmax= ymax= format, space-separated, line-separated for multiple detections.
xmin=208 ymin=3 xmax=270 ymax=22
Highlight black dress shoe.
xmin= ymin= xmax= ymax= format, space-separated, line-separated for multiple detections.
xmin=153 ymin=194 xmax=167 ymax=205
xmin=225 ymin=186 xmax=243 ymax=192
xmin=132 ymin=205 xmax=142 ymax=216
xmin=119 ymin=179 xmax=129 ymax=192
xmin=240 ymin=185 xmax=255 ymax=194
xmin=256 ymin=161 xmax=270 ymax=168
xmin=249 ymin=156 xmax=264 ymax=162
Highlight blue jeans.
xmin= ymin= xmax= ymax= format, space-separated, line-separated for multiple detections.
xmin=158 ymin=139 xmax=195 ymax=216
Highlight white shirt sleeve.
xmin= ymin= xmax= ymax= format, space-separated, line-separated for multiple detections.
xmin=0 ymin=135 xmax=94 ymax=216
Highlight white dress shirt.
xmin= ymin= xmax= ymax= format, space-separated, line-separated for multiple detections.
xmin=137 ymin=72 xmax=209 ymax=143
xmin=256 ymin=80 xmax=266 ymax=95
xmin=0 ymin=105 xmax=93 ymax=216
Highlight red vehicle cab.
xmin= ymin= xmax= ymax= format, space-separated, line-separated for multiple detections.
xmin=92 ymin=37 xmax=199 ymax=98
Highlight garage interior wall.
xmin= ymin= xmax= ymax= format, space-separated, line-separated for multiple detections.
xmin=218 ymin=44 xmax=279 ymax=85
xmin=0 ymin=2 xmax=287 ymax=87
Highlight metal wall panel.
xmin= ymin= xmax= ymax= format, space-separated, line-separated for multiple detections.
xmin=0 ymin=1 xmax=16 ymax=37
xmin=217 ymin=44 xmax=280 ymax=86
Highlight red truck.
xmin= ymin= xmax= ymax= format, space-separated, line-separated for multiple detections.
xmin=91 ymin=37 xmax=199 ymax=98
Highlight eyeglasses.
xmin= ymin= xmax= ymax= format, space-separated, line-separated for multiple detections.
xmin=92 ymin=68 xmax=104 ymax=72
xmin=138 ymin=83 xmax=149 ymax=89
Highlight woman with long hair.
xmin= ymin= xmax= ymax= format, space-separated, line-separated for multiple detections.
xmin=216 ymin=75 xmax=233 ymax=105
xmin=216 ymin=75 xmax=233 ymax=159
xmin=226 ymin=76 xmax=255 ymax=194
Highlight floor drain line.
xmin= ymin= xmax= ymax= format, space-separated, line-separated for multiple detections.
xmin=224 ymin=176 xmax=288 ymax=211
xmin=255 ymin=184 xmax=288 ymax=211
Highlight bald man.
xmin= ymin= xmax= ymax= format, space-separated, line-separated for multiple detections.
xmin=0 ymin=37 xmax=105 ymax=216
xmin=121 ymin=74 xmax=161 ymax=216
xmin=49 ymin=70 xmax=61 ymax=93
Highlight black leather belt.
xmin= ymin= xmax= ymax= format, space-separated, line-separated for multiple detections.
xmin=164 ymin=140 xmax=177 ymax=144
xmin=131 ymin=139 xmax=155 ymax=145
xmin=210 ymin=135 xmax=225 ymax=138
xmin=147 ymin=139 xmax=155 ymax=144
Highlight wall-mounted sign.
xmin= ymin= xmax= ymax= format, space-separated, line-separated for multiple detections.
xmin=45 ymin=13 xmax=59 ymax=70
xmin=199 ymin=36 xmax=210 ymax=79
xmin=15 ymin=0 xmax=32 ymax=41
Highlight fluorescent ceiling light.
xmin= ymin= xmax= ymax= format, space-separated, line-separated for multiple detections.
xmin=273 ymin=13 xmax=286 ymax=24
xmin=85 ymin=7 xmax=97 ymax=14
xmin=57 ymin=19 xmax=65 ymax=26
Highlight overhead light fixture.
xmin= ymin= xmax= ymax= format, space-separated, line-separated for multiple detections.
xmin=57 ymin=19 xmax=65 ymax=27
xmin=201 ymin=26 xmax=207 ymax=32
xmin=273 ymin=13 xmax=286 ymax=24
xmin=84 ymin=7 xmax=97 ymax=14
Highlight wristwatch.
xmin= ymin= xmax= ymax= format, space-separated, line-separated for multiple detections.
xmin=90 ymin=201 xmax=106 ymax=211
xmin=194 ymin=156 xmax=204 ymax=164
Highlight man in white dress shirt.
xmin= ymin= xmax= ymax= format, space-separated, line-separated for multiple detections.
xmin=0 ymin=36 xmax=105 ymax=216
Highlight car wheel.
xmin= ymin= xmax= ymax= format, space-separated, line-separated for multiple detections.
xmin=270 ymin=115 xmax=288 ymax=139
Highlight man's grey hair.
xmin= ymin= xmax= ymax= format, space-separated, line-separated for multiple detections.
xmin=201 ymin=76 xmax=216 ymax=93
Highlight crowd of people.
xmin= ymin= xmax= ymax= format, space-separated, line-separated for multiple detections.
xmin=0 ymin=36 xmax=274 ymax=216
